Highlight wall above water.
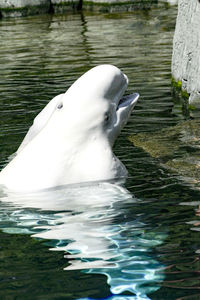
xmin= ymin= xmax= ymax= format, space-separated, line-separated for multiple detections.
xmin=0 ymin=0 xmax=172 ymax=17
xmin=81 ymin=0 xmax=158 ymax=12
xmin=172 ymin=0 xmax=200 ymax=104
xmin=0 ymin=0 xmax=51 ymax=17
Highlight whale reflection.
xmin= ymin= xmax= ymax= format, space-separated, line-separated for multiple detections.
xmin=0 ymin=182 xmax=165 ymax=299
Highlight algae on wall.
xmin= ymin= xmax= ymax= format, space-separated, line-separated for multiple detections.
xmin=172 ymin=0 xmax=200 ymax=104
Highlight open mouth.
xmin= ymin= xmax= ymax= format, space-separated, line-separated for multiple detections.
xmin=117 ymin=93 xmax=139 ymax=110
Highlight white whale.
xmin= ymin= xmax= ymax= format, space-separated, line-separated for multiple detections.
xmin=0 ymin=65 xmax=139 ymax=192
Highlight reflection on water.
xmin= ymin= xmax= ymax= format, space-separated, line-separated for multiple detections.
xmin=0 ymin=182 xmax=165 ymax=299
xmin=1 ymin=3 xmax=200 ymax=300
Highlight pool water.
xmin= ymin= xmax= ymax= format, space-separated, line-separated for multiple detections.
xmin=1 ymin=4 xmax=200 ymax=300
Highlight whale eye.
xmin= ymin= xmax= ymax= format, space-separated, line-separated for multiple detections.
xmin=104 ymin=112 xmax=110 ymax=123
xmin=57 ymin=102 xmax=63 ymax=110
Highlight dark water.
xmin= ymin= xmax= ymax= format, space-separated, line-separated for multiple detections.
xmin=1 ymin=4 xmax=200 ymax=300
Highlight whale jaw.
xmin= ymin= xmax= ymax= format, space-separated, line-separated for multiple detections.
xmin=108 ymin=92 xmax=139 ymax=146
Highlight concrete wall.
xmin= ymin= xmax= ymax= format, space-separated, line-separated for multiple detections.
xmin=51 ymin=0 xmax=81 ymax=13
xmin=0 ymin=0 xmax=159 ymax=17
xmin=172 ymin=0 xmax=200 ymax=103
xmin=0 ymin=0 xmax=51 ymax=17
xmin=0 ymin=0 xmax=177 ymax=18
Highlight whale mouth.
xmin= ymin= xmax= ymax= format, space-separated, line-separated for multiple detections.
xmin=108 ymin=91 xmax=139 ymax=146
xmin=117 ymin=92 xmax=139 ymax=110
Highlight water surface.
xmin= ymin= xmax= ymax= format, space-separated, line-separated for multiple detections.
xmin=1 ymin=4 xmax=200 ymax=300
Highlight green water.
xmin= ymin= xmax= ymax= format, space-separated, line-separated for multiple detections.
xmin=1 ymin=4 xmax=200 ymax=300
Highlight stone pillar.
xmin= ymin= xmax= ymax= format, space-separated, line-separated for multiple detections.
xmin=172 ymin=0 xmax=200 ymax=103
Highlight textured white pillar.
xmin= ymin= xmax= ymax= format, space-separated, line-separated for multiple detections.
xmin=172 ymin=0 xmax=200 ymax=103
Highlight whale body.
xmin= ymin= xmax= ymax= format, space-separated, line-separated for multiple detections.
xmin=0 ymin=65 xmax=139 ymax=192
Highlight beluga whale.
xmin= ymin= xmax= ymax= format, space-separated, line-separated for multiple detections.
xmin=0 ymin=65 xmax=139 ymax=192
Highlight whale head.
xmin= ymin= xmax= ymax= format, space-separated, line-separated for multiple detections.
xmin=35 ymin=64 xmax=138 ymax=148
xmin=0 ymin=65 xmax=139 ymax=192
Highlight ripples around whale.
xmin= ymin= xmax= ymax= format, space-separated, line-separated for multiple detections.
xmin=0 ymin=181 xmax=166 ymax=300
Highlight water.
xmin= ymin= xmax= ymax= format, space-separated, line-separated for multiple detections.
xmin=0 ymin=4 xmax=200 ymax=300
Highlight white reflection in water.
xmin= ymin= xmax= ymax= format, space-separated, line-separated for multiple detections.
xmin=0 ymin=182 xmax=165 ymax=299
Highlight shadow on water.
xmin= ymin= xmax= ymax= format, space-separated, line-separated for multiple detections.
xmin=0 ymin=181 xmax=166 ymax=300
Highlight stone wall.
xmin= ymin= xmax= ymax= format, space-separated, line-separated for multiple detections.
xmin=172 ymin=0 xmax=200 ymax=104
xmin=0 ymin=0 xmax=159 ymax=17
xmin=0 ymin=0 xmax=178 ymax=18
xmin=0 ymin=0 xmax=51 ymax=17
xmin=51 ymin=0 xmax=81 ymax=13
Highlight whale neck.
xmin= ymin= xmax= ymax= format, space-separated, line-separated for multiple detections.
xmin=0 ymin=127 xmax=122 ymax=192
